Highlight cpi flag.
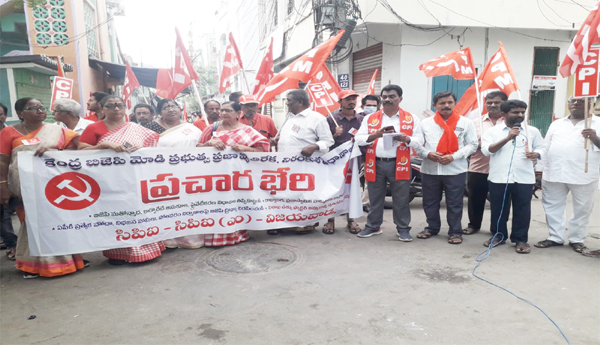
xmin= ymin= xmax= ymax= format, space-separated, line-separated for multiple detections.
xmin=252 ymin=37 xmax=274 ymax=95
xmin=122 ymin=61 xmax=141 ymax=111
xmin=559 ymin=4 xmax=600 ymax=77
xmin=367 ymin=69 xmax=378 ymax=95
xmin=454 ymin=43 xmax=520 ymax=117
xmin=307 ymin=64 xmax=342 ymax=116
xmin=257 ymin=31 xmax=345 ymax=105
xmin=219 ymin=33 xmax=243 ymax=93
xmin=419 ymin=47 xmax=476 ymax=80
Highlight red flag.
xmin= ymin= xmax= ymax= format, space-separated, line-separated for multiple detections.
xmin=252 ymin=37 xmax=274 ymax=95
xmin=559 ymin=4 xmax=600 ymax=77
xmin=175 ymin=27 xmax=199 ymax=81
xmin=155 ymin=68 xmax=174 ymax=99
xmin=419 ymin=47 xmax=476 ymax=80
xmin=454 ymin=43 xmax=520 ymax=117
xmin=229 ymin=33 xmax=244 ymax=69
xmin=219 ymin=33 xmax=243 ymax=93
xmin=307 ymin=64 xmax=342 ymax=116
xmin=257 ymin=31 xmax=345 ymax=105
xmin=122 ymin=61 xmax=141 ymax=112
xmin=367 ymin=68 xmax=378 ymax=95
xmin=182 ymin=102 xmax=189 ymax=122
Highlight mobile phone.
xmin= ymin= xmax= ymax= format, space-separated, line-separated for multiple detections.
xmin=123 ymin=142 xmax=133 ymax=149
xmin=383 ymin=126 xmax=395 ymax=131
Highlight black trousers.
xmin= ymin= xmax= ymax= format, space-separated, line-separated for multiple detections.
xmin=422 ymin=173 xmax=466 ymax=236
xmin=466 ymin=172 xmax=490 ymax=230
xmin=488 ymin=182 xmax=533 ymax=243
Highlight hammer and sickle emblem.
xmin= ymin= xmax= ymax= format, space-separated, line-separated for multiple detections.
xmin=53 ymin=177 xmax=94 ymax=204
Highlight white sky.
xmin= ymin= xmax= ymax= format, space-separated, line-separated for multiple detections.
xmin=114 ymin=0 xmax=220 ymax=68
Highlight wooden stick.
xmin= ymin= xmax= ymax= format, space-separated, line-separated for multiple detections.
xmin=585 ymin=98 xmax=590 ymax=173
xmin=326 ymin=107 xmax=339 ymax=127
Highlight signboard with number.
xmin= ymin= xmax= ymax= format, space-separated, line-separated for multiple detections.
xmin=337 ymin=74 xmax=350 ymax=90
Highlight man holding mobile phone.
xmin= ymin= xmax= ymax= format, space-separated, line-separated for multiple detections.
xmin=355 ymin=85 xmax=423 ymax=241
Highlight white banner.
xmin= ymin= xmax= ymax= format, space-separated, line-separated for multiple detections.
xmin=18 ymin=142 xmax=362 ymax=256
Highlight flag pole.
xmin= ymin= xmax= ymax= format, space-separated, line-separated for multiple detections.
xmin=584 ymin=97 xmax=590 ymax=173
xmin=473 ymin=77 xmax=484 ymax=138
xmin=191 ymin=80 xmax=209 ymax=126
xmin=326 ymin=107 xmax=339 ymax=127
xmin=240 ymin=69 xmax=252 ymax=94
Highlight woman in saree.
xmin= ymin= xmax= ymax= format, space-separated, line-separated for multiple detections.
xmin=197 ymin=101 xmax=270 ymax=246
xmin=78 ymin=95 xmax=165 ymax=265
xmin=0 ymin=98 xmax=88 ymax=278
xmin=154 ymin=99 xmax=204 ymax=249
xmin=156 ymin=99 xmax=202 ymax=148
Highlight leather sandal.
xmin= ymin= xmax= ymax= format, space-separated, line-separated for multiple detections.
xmin=416 ymin=230 xmax=437 ymax=239
xmin=347 ymin=221 xmax=361 ymax=234
xmin=322 ymin=220 xmax=335 ymax=235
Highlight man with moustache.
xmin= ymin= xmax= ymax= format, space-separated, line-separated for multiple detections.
xmin=463 ymin=91 xmax=508 ymax=235
xmin=268 ymin=89 xmax=334 ymax=235
xmin=193 ymin=100 xmax=221 ymax=131
xmin=535 ymin=97 xmax=600 ymax=254
xmin=132 ymin=103 xmax=155 ymax=127
xmin=238 ymin=95 xmax=277 ymax=139
xmin=322 ymin=90 xmax=365 ymax=234
xmin=415 ymin=91 xmax=478 ymax=244
xmin=355 ymin=85 xmax=423 ymax=240
xmin=482 ymin=100 xmax=545 ymax=254
xmin=84 ymin=91 xmax=109 ymax=121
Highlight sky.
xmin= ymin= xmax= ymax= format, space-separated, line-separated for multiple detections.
xmin=114 ymin=0 xmax=220 ymax=68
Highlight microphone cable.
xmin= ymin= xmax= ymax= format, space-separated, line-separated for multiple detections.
xmin=471 ymin=135 xmax=571 ymax=345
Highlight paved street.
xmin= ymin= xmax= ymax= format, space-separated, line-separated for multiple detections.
xmin=1 ymin=193 xmax=599 ymax=345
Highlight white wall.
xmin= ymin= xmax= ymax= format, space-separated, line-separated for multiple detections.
xmin=356 ymin=0 xmax=596 ymax=30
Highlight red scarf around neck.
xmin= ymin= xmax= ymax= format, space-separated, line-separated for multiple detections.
xmin=434 ymin=111 xmax=459 ymax=155
xmin=364 ymin=108 xmax=413 ymax=182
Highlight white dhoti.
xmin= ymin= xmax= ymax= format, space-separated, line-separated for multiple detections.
xmin=542 ymin=180 xmax=599 ymax=244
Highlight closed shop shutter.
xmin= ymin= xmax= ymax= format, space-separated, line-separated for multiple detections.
xmin=529 ymin=47 xmax=559 ymax=136
xmin=352 ymin=43 xmax=382 ymax=94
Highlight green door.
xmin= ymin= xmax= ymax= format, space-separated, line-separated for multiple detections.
xmin=430 ymin=75 xmax=474 ymax=111
xmin=529 ymin=47 xmax=559 ymax=135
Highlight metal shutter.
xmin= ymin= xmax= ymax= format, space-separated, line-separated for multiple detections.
xmin=352 ymin=43 xmax=382 ymax=94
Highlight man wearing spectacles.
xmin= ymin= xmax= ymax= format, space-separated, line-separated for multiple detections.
xmin=463 ymin=91 xmax=508 ymax=236
xmin=535 ymin=97 xmax=600 ymax=255
xmin=132 ymin=104 xmax=155 ymax=126
xmin=53 ymin=99 xmax=93 ymax=134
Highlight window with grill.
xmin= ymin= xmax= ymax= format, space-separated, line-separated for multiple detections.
xmin=84 ymin=1 xmax=99 ymax=58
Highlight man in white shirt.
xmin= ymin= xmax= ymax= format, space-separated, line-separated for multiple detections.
xmin=535 ymin=97 xmax=600 ymax=254
xmin=355 ymin=85 xmax=423 ymax=240
xmin=463 ymin=91 xmax=507 ymax=235
xmin=415 ymin=91 xmax=478 ymax=245
xmin=269 ymin=89 xmax=334 ymax=235
xmin=53 ymin=98 xmax=93 ymax=134
xmin=482 ymin=100 xmax=545 ymax=254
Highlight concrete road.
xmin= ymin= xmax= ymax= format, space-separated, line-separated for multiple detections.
xmin=1 ymin=193 xmax=599 ymax=345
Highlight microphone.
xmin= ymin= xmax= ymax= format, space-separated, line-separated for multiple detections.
xmin=512 ymin=118 xmax=523 ymax=144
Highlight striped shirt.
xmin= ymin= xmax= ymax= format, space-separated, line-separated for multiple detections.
xmin=414 ymin=115 xmax=478 ymax=175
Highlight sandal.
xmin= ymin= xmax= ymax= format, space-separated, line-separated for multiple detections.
xmin=416 ymin=230 xmax=437 ymax=239
xmin=582 ymin=249 xmax=600 ymax=258
xmin=0 ymin=242 xmax=7 ymax=250
xmin=569 ymin=242 xmax=587 ymax=253
xmin=534 ymin=239 xmax=563 ymax=248
xmin=267 ymin=230 xmax=280 ymax=235
xmin=483 ymin=237 xmax=506 ymax=248
xmin=515 ymin=242 xmax=531 ymax=254
xmin=448 ymin=235 xmax=463 ymax=244
xmin=23 ymin=273 xmax=39 ymax=279
xmin=322 ymin=220 xmax=335 ymax=235
xmin=462 ymin=227 xmax=480 ymax=235
xmin=83 ymin=260 xmax=91 ymax=268
xmin=6 ymin=248 xmax=15 ymax=261
xmin=347 ymin=221 xmax=361 ymax=234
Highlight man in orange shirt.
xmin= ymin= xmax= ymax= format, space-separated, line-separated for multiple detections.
xmin=193 ymin=100 xmax=221 ymax=131
xmin=238 ymin=95 xmax=277 ymax=139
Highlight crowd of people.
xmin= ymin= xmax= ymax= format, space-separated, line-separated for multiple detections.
xmin=0 ymin=84 xmax=598 ymax=279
